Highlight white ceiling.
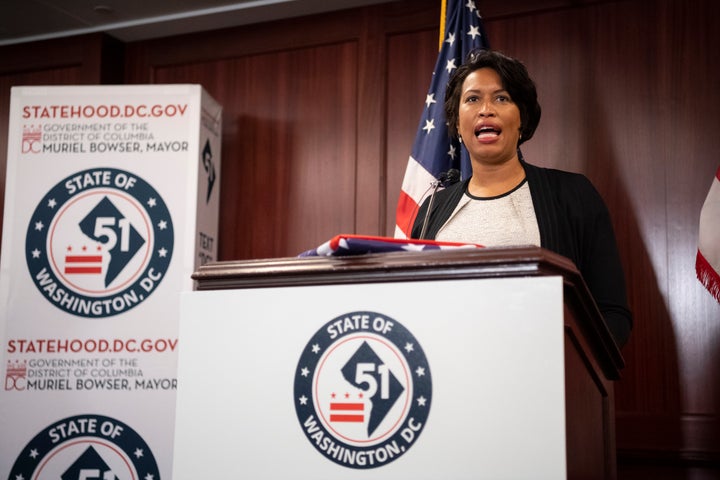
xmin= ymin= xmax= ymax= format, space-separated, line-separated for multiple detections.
xmin=0 ymin=0 xmax=396 ymax=46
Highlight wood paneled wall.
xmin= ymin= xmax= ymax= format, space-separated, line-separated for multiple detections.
xmin=123 ymin=3 xmax=434 ymax=257
xmin=1 ymin=0 xmax=719 ymax=476
xmin=0 ymin=33 xmax=123 ymax=237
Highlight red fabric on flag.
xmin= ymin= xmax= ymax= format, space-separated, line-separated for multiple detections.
xmin=393 ymin=0 xmax=490 ymax=239
xmin=696 ymin=165 xmax=720 ymax=303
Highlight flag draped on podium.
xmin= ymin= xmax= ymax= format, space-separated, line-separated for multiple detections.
xmin=394 ymin=0 xmax=489 ymax=238
xmin=696 ymin=165 xmax=720 ymax=303
xmin=299 ymin=234 xmax=482 ymax=257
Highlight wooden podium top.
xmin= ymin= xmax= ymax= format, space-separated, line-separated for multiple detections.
xmin=194 ymin=245 xmax=575 ymax=288
xmin=192 ymin=246 xmax=623 ymax=378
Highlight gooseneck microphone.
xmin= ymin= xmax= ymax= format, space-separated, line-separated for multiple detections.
xmin=418 ymin=168 xmax=460 ymax=239
xmin=441 ymin=168 xmax=460 ymax=186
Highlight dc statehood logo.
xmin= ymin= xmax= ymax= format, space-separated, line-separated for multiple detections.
xmin=25 ymin=168 xmax=173 ymax=318
xmin=8 ymin=414 xmax=161 ymax=480
xmin=294 ymin=311 xmax=432 ymax=469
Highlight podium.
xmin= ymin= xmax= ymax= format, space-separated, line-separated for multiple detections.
xmin=173 ymin=246 xmax=623 ymax=479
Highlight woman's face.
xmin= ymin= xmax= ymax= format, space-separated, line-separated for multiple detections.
xmin=457 ymin=67 xmax=522 ymax=165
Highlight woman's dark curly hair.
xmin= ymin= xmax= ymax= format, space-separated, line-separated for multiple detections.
xmin=444 ymin=49 xmax=541 ymax=146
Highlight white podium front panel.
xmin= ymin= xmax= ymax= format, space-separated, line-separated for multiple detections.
xmin=174 ymin=276 xmax=566 ymax=479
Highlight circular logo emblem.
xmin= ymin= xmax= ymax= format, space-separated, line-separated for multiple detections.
xmin=7 ymin=414 xmax=161 ymax=479
xmin=25 ymin=168 xmax=173 ymax=318
xmin=294 ymin=311 xmax=432 ymax=469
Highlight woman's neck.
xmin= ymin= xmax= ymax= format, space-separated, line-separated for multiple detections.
xmin=467 ymin=157 xmax=525 ymax=197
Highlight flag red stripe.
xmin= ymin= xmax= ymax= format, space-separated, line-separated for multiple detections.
xmin=330 ymin=402 xmax=364 ymax=411
xmin=65 ymin=255 xmax=102 ymax=262
xmin=65 ymin=267 xmax=102 ymax=274
xmin=330 ymin=414 xmax=364 ymax=422
xmin=395 ymin=190 xmax=420 ymax=239
xmin=696 ymin=250 xmax=720 ymax=302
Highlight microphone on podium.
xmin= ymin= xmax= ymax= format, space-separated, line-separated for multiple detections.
xmin=418 ymin=169 xmax=460 ymax=240
xmin=439 ymin=168 xmax=460 ymax=186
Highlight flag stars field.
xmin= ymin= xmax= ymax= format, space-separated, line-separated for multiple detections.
xmin=425 ymin=93 xmax=436 ymax=108
xmin=401 ymin=243 xmax=425 ymax=252
xmin=422 ymin=119 xmax=435 ymax=134
xmin=467 ymin=25 xmax=481 ymax=40
xmin=445 ymin=58 xmax=457 ymax=73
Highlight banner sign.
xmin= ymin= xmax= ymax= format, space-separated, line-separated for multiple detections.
xmin=0 ymin=84 xmax=222 ymax=479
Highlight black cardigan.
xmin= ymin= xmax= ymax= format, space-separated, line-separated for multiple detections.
xmin=411 ymin=160 xmax=632 ymax=348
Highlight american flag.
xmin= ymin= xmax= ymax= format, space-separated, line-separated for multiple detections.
xmin=696 ymin=165 xmax=720 ymax=303
xmin=298 ymin=234 xmax=482 ymax=257
xmin=394 ymin=0 xmax=490 ymax=238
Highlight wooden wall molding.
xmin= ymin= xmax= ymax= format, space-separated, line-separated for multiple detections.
xmin=617 ymin=413 xmax=720 ymax=464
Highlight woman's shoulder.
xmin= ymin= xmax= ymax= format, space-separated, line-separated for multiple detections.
xmin=524 ymin=161 xmax=597 ymax=193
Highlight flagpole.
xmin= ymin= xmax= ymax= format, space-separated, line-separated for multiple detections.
xmin=439 ymin=0 xmax=447 ymax=51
